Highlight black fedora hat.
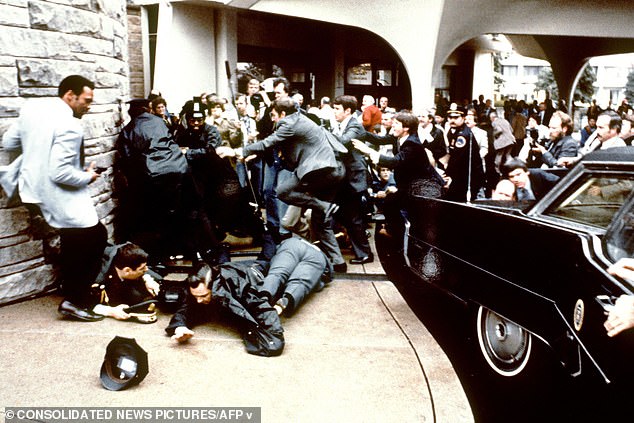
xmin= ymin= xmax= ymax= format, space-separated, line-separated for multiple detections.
xmin=100 ymin=336 xmax=148 ymax=391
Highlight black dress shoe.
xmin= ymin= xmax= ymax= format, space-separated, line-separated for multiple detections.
xmin=333 ymin=262 xmax=347 ymax=273
xmin=58 ymin=300 xmax=105 ymax=322
xmin=350 ymin=254 xmax=374 ymax=265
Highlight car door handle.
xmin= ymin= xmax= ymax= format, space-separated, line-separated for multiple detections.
xmin=595 ymin=295 xmax=617 ymax=314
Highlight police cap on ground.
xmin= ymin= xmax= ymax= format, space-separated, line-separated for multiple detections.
xmin=100 ymin=336 xmax=149 ymax=391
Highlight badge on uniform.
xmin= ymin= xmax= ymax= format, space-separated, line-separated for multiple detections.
xmin=455 ymin=136 xmax=467 ymax=148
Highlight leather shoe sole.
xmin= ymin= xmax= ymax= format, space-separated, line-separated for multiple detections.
xmin=58 ymin=300 xmax=105 ymax=322
xmin=350 ymin=254 xmax=374 ymax=265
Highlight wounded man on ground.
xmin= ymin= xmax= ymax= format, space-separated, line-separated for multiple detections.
xmin=165 ymin=261 xmax=285 ymax=357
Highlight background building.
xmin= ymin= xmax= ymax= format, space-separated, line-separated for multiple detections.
xmin=499 ymin=51 xmax=634 ymax=109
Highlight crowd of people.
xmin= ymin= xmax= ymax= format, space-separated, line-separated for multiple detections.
xmin=2 ymin=74 xmax=634 ymax=356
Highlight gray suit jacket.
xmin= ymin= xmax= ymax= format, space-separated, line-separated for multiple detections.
xmin=492 ymin=117 xmax=516 ymax=151
xmin=243 ymin=112 xmax=338 ymax=180
xmin=1 ymin=97 xmax=98 ymax=228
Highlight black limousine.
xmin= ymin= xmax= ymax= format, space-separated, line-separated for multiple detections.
xmin=376 ymin=147 xmax=634 ymax=385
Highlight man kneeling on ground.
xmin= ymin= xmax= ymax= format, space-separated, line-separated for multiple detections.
xmin=92 ymin=243 xmax=161 ymax=323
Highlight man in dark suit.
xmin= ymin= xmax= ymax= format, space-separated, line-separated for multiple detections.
xmin=217 ymin=97 xmax=346 ymax=269
xmin=530 ymin=110 xmax=578 ymax=168
xmin=503 ymin=158 xmax=560 ymax=201
xmin=353 ymin=111 xmax=442 ymax=205
xmin=332 ymin=95 xmax=374 ymax=264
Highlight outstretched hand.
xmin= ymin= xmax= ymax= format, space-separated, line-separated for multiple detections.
xmin=216 ymin=146 xmax=244 ymax=160
xmin=604 ymin=295 xmax=634 ymax=337
xmin=351 ymin=139 xmax=372 ymax=156
xmin=172 ymin=326 xmax=195 ymax=343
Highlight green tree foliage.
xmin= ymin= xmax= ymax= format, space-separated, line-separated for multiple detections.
xmin=492 ymin=52 xmax=506 ymax=93
xmin=535 ymin=64 xmax=596 ymax=103
xmin=535 ymin=67 xmax=557 ymax=99
xmin=574 ymin=65 xmax=596 ymax=103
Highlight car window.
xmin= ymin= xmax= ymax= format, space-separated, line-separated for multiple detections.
xmin=545 ymin=175 xmax=634 ymax=229
xmin=605 ymin=190 xmax=634 ymax=263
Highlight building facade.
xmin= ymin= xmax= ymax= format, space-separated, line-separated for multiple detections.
xmin=2 ymin=0 xmax=634 ymax=304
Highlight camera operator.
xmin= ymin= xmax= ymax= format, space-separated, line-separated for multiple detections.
xmin=525 ymin=123 xmax=547 ymax=168
xmin=520 ymin=115 xmax=543 ymax=165
xmin=535 ymin=111 xmax=578 ymax=168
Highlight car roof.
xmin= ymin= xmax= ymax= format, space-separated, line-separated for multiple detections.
xmin=582 ymin=146 xmax=634 ymax=164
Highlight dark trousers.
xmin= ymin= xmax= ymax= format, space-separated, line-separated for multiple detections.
xmin=58 ymin=222 xmax=107 ymax=308
xmin=336 ymin=189 xmax=372 ymax=259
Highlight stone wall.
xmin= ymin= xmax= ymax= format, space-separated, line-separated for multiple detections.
xmin=127 ymin=5 xmax=145 ymax=99
xmin=0 ymin=0 xmax=129 ymax=305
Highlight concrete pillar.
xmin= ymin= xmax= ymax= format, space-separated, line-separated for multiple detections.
xmin=141 ymin=6 xmax=152 ymax=97
xmin=154 ymin=3 xmax=216 ymax=112
xmin=333 ymin=31 xmax=345 ymax=98
xmin=473 ymin=52 xmax=494 ymax=102
xmin=214 ymin=9 xmax=239 ymax=101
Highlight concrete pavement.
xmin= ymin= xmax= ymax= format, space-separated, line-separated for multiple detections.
xmin=0 ymin=237 xmax=473 ymax=423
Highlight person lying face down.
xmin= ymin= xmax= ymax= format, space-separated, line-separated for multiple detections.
xmin=166 ymin=261 xmax=285 ymax=357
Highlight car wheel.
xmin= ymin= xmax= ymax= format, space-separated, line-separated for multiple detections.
xmin=476 ymin=306 xmax=532 ymax=377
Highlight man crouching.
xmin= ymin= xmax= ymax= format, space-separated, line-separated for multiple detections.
xmin=92 ymin=243 xmax=161 ymax=323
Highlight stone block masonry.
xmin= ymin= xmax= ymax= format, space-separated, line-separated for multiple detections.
xmin=0 ymin=0 xmax=130 ymax=304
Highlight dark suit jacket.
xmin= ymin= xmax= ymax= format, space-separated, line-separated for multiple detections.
xmin=378 ymin=134 xmax=440 ymax=194
xmin=336 ymin=117 xmax=368 ymax=192
xmin=525 ymin=169 xmax=560 ymax=200
xmin=362 ymin=131 xmax=398 ymax=153
xmin=243 ymin=112 xmax=338 ymax=181
xmin=541 ymin=135 xmax=578 ymax=168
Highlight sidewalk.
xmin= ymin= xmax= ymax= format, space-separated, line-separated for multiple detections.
xmin=0 ymin=235 xmax=473 ymax=423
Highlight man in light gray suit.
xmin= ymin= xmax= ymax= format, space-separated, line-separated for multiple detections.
xmin=217 ymin=97 xmax=346 ymax=270
xmin=490 ymin=110 xmax=516 ymax=174
xmin=1 ymin=75 xmax=107 ymax=321
xmin=259 ymin=235 xmax=332 ymax=316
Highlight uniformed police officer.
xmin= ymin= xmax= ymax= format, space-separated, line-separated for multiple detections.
xmin=444 ymin=104 xmax=485 ymax=202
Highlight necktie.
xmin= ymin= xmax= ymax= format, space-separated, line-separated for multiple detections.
xmin=517 ymin=187 xmax=534 ymax=201
xmin=517 ymin=187 xmax=527 ymax=201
